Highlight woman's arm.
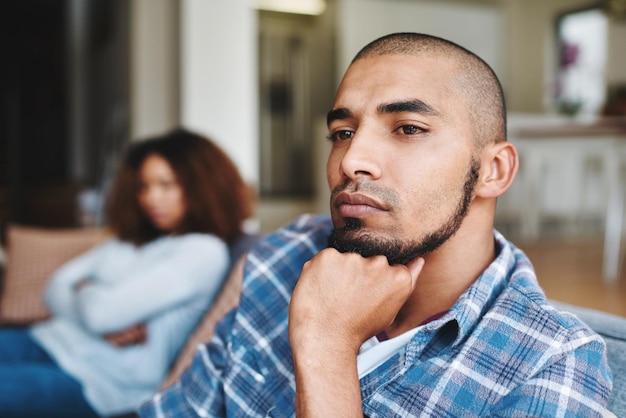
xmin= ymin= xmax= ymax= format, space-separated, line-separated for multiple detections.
xmin=44 ymin=241 xmax=111 ymax=320
xmin=75 ymin=234 xmax=229 ymax=334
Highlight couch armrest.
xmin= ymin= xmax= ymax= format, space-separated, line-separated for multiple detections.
xmin=159 ymin=255 xmax=246 ymax=390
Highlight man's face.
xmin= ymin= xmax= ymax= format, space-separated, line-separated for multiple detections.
xmin=326 ymin=54 xmax=480 ymax=264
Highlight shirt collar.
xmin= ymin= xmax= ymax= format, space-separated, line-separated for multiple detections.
xmin=414 ymin=230 xmax=533 ymax=348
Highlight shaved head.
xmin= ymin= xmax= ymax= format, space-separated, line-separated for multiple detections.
xmin=352 ymin=32 xmax=507 ymax=147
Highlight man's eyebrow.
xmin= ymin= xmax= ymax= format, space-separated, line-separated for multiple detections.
xmin=326 ymin=108 xmax=352 ymax=126
xmin=326 ymin=100 xmax=438 ymax=126
xmin=377 ymin=100 xmax=439 ymax=116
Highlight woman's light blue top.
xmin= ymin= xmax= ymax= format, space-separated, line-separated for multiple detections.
xmin=31 ymin=233 xmax=229 ymax=415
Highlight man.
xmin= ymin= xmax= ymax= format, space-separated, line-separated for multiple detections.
xmin=139 ymin=33 xmax=612 ymax=417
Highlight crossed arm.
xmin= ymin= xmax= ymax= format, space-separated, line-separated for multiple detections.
xmin=44 ymin=236 xmax=229 ymax=347
xmin=72 ymin=278 xmax=147 ymax=346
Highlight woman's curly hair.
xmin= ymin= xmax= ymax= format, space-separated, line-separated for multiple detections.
xmin=105 ymin=128 xmax=253 ymax=245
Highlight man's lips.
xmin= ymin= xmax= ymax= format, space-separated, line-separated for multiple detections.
xmin=333 ymin=192 xmax=389 ymax=217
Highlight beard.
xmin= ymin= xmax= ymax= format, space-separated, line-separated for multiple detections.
xmin=327 ymin=158 xmax=480 ymax=265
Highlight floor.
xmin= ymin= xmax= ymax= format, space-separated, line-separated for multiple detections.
xmin=518 ymin=237 xmax=626 ymax=317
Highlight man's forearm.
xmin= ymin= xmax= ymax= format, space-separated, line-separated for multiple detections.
xmin=293 ymin=344 xmax=362 ymax=417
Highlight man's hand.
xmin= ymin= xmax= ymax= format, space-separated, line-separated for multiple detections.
xmin=289 ymin=248 xmax=423 ymax=353
xmin=103 ymin=323 xmax=148 ymax=347
xmin=288 ymin=248 xmax=424 ymax=417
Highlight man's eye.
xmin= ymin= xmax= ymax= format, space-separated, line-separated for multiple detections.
xmin=400 ymin=125 xmax=420 ymax=135
xmin=328 ymin=130 xmax=354 ymax=142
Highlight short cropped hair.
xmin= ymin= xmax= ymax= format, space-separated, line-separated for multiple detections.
xmin=353 ymin=32 xmax=507 ymax=146
xmin=106 ymin=128 xmax=253 ymax=245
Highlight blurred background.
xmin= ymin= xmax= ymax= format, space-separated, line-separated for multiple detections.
xmin=1 ymin=0 xmax=625 ymax=315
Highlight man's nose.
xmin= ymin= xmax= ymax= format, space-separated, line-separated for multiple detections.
xmin=339 ymin=129 xmax=382 ymax=180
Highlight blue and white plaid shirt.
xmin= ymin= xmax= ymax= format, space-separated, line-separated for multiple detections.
xmin=139 ymin=214 xmax=612 ymax=417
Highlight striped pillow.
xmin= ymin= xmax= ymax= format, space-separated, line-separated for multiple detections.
xmin=0 ymin=224 xmax=107 ymax=325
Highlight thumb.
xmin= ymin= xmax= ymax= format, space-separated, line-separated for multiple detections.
xmin=406 ymin=257 xmax=425 ymax=289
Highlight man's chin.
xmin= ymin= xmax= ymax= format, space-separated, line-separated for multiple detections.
xmin=327 ymin=227 xmax=421 ymax=266
xmin=334 ymin=216 xmax=363 ymax=232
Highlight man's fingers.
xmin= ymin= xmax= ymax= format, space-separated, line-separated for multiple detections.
xmin=406 ymin=257 xmax=425 ymax=289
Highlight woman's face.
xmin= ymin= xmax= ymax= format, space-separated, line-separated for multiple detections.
xmin=137 ymin=153 xmax=187 ymax=233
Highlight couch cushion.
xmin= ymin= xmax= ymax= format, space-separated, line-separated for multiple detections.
xmin=0 ymin=224 xmax=108 ymax=325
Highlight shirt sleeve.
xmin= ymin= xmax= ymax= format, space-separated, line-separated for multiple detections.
xmin=490 ymin=335 xmax=613 ymax=417
xmin=138 ymin=309 xmax=237 ymax=418
xmin=76 ymin=234 xmax=229 ymax=334
xmin=43 ymin=240 xmax=113 ymax=321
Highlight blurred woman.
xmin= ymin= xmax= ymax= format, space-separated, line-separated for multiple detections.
xmin=0 ymin=128 xmax=252 ymax=417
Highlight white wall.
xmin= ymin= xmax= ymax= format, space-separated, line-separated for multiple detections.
xmin=130 ymin=0 xmax=258 ymax=185
xmin=130 ymin=0 xmax=180 ymax=140
xmin=179 ymin=0 xmax=259 ymax=185
xmin=335 ymin=0 xmax=506 ymax=85
xmin=504 ymin=0 xmax=594 ymax=113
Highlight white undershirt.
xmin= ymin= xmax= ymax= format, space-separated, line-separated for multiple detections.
xmin=357 ymin=327 xmax=420 ymax=378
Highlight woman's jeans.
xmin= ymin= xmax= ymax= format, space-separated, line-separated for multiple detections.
xmin=0 ymin=327 xmax=100 ymax=418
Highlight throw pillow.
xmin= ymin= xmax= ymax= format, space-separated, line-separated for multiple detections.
xmin=0 ymin=224 xmax=108 ymax=325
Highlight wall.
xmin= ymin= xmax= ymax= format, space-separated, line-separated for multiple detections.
xmin=130 ymin=0 xmax=180 ymax=140
xmin=130 ymin=0 xmax=258 ymax=185
xmin=503 ymin=0 xmax=593 ymax=113
xmin=335 ymin=0 xmax=506 ymax=86
xmin=179 ymin=0 xmax=259 ymax=184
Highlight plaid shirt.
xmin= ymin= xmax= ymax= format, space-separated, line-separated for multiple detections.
xmin=139 ymin=214 xmax=612 ymax=417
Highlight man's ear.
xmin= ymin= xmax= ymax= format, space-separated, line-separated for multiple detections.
xmin=475 ymin=141 xmax=519 ymax=198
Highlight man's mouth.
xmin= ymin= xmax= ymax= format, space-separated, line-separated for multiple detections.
xmin=333 ymin=192 xmax=389 ymax=218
